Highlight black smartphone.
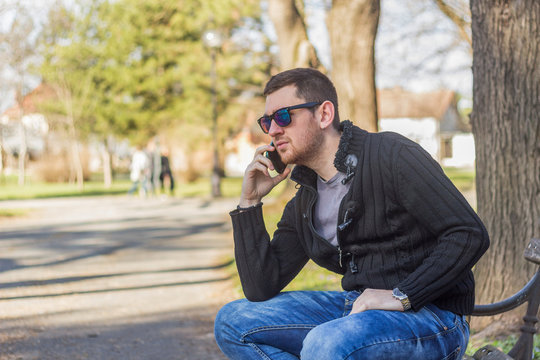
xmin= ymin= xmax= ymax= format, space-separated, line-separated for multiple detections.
xmin=265 ymin=142 xmax=287 ymax=174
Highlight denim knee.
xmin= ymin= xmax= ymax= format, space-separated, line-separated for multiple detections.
xmin=301 ymin=324 xmax=345 ymax=359
xmin=214 ymin=299 xmax=246 ymax=347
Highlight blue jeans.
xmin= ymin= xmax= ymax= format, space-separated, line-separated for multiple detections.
xmin=214 ymin=291 xmax=469 ymax=359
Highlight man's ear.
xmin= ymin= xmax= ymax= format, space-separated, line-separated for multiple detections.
xmin=319 ymin=100 xmax=335 ymax=130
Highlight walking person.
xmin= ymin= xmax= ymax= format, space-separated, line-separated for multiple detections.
xmin=214 ymin=68 xmax=490 ymax=359
xmin=159 ymin=148 xmax=175 ymax=196
xmin=127 ymin=146 xmax=150 ymax=197
xmin=146 ymin=138 xmax=161 ymax=196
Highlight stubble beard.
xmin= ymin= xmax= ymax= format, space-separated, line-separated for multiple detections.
xmin=280 ymin=125 xmax=325 ymax=167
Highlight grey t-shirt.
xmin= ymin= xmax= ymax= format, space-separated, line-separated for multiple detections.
xmin=313 ymin=171 xmax=352 ymax=246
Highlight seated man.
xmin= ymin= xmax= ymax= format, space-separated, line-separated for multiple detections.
xmin=214 ymin=68 xmax=489 ymax=359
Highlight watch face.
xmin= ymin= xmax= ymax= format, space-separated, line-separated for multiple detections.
xmin=393 ymin=288 xmax=405 ymax=299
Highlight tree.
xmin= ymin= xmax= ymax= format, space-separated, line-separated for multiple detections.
xmin=268 ymin=0 xmax=380 ymax=132
xmin=40 ymin=1 xmax=101 ymax=190
xmin=433 ymin=0 xmax=471 ymax=48
xmin=469 ymin=0 xmax=539 ymax=331
xmin=327 ymin=0 xmax=380 ymax=131
xmin=39 ymin=0 xmax=268 ymax=190
xmin=268 ymin=0 xmax=322 ymax=69
xmin=0 ymin=1 xmax=39 ymax=185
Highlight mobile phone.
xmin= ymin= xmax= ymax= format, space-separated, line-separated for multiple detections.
xmin=265 ymin=142 xmax=287 ymax=174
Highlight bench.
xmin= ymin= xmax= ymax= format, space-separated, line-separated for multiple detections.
xmin=464 ymin=238 xmax=540 ymax=360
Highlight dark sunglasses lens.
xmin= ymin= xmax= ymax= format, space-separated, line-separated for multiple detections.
xmin=259 ymin=116 xmax=271 ymax=133
xmin=274 ymin=109 xmax=291 ymax=127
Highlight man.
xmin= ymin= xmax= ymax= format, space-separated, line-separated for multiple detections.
xmin=214 ymin=68 xmax=489 ymax=359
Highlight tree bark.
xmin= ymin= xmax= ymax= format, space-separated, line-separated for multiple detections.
xmin=102 ymin=140 xmax=112 ymax=189
xmin=328 ymin=0 xmax=380 ymax=132
xmin=470 ymin=0 xmax=539 ymax=331
xmin=17 ymin=121 xmax=27 ymax=186
xmin=0 ymin=139 xmax=4 ymax=176
xmin=268 ymin=0 xmax=322 ymax=70
xmin=65 ymin=92 xmax=84 ymax=191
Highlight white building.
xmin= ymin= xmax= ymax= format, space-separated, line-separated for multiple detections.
xmin=378 ymin=87 xmax=475 ymax=168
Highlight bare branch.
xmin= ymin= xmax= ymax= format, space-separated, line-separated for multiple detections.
xmin=433 ymin=0 xmax=472 ymax=48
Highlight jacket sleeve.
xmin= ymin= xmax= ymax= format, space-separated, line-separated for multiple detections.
xmin=230 ymin=199 xmax=309 ymax=301
xmin=393 ymin=143 xmax=490 ymax=311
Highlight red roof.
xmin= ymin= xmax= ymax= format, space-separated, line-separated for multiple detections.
xmin=377 ymin=88 xmax=456 ymax=119
xmin=2 ymin=84 xmax=56 ymax=118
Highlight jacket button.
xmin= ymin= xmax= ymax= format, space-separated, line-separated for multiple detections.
xmin=303 ymin=213 xmax=307 ymax=219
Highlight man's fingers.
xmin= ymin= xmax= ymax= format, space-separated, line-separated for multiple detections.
xmin=350 ymin=303 xmax=367 ymax=315
xmin=250 ymin=162 xmax=270 ymax=177
xmin=273 ymin=167 xmax=291 ymax=183
xmin=254 ymin=144 xmax=273 ymax=159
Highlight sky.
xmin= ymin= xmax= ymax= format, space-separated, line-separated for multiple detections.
xmin=0 ymin=0 xmax=473 ymax=114
xmin=299 ymin=0 xmax=472 ymax=96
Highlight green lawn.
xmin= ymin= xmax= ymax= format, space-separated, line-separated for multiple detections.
xmin=0 ymin=179 xmax=132 ymax=200
xmin=443 ymin=167 xmax=476 ymax=191
xmin=0 ymin=208 xmax=29 ymax=217
xmin=0 ymin=175 xmax=248 ymax=201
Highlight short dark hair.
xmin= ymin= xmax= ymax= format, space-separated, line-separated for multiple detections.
xmin=263 ymin=68 xmax=340 ymax=129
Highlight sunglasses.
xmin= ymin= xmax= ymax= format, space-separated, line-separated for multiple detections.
xmin=257 ymin=101 xmax=322 ymax=134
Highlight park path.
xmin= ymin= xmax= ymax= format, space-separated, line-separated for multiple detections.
xmin=0 ymin=195 xmax=239 ymax=360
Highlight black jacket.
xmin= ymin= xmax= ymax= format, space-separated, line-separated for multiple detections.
xmin=230 ymin=121 xmax=489 ymax=315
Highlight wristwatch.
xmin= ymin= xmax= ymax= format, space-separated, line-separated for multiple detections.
xmin=392 ymin=288 xmax=411 ymax=311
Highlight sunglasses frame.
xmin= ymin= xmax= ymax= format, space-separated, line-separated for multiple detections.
xmin=257 ymin=101 xmax=323 ymax=134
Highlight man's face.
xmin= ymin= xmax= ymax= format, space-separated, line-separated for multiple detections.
xmin=264 ymin=85 xmax=323 ymax=166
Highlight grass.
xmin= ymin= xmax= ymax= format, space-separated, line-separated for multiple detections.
xmin=0 ymin=175 xmax=248 ymax=201
xmin=177 ymin=177 xmax=244 ymax=198
xmin=0 ymin=175 xmax=249 ymax=220
xmin=443 ymin=167 xmax=475 ymax=191
xmin=0 ymin=208 xmax=30 ymax=217
xmin=466 ymin=334 xmax=540 ymax=359
xmin=0 ymin=180 xmax=132 ymax=200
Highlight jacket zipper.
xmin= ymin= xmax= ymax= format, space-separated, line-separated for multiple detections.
xmin=304 ymin=183 xmax=349 ymax=271
xmin=303 ymin=186 xmax=339 ymax=251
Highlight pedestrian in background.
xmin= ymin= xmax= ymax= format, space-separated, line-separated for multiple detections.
xmin=159 ymin=148 xmax=175 ymax=196
xmin=127 ymin=146 xmax=150 ymax=197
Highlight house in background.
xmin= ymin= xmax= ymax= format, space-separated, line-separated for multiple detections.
xmin=378 ymin=87 xmax=475 ymax=168
xmin=0 ymin=85 xmax=52 ymax=173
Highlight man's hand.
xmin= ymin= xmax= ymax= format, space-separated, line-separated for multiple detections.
xmin=238 ymin=144 xmax=291 ymax=207
xmin=350 ymin=288 xmax=404 ymax=314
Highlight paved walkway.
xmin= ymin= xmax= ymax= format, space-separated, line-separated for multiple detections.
xmin=0 ymin=196 xmax=239 ymax=360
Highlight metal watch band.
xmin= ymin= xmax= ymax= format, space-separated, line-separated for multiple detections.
xmin=392 ymin=288 xmax=412 ymax=311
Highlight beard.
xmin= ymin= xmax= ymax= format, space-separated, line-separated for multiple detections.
xmin=278 ymin=124 xmax=325 ymax=167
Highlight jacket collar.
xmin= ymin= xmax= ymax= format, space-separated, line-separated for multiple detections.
xmin=291 ymin=120 xmax=368 ymax=187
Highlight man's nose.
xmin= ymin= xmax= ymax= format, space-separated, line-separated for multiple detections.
xmin=268 ymin=119 xmax=284 ymax=136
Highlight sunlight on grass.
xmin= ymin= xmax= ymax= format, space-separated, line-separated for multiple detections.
xmin=466 ymin=334 xmax=540 ymax=359
xmin=0 ymin=180 xmax=132 ymax=200
xmin=443 ymin=167 xmax=475 ymax=191
xmin=0 ymin=208 xmax=29 ymax=218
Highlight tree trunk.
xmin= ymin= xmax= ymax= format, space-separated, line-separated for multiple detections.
xmin=0 ymin=141 xmax=4 ymax=176
xmin=102 ymin=142 xmax=112 ymax=189
xmin=69 ymin=132 xmax=84 ymax=191
xmin=268 ymin=0 xmax=322 ymax=69
xmin=67 ymin=100 xmax=84 ymax=191
xmin=328 ymin=0 xmax=380 ymax=132
xmin=470 ymin=0 xmax=539 ymax=331
xmin=17 ymin=121 xmax=26 ymax=186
